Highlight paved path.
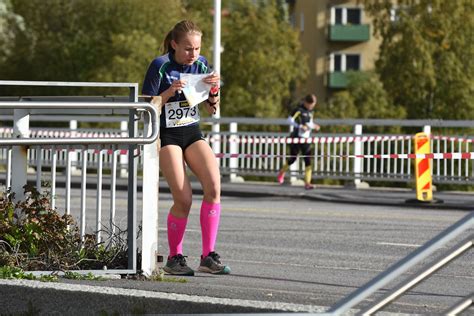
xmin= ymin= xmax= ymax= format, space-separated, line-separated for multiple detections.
xmin=1 ymin=181 xmax=473 ymax=315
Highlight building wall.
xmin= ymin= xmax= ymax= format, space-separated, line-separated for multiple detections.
xmin=289 ymin=0 xmax=382 ymax=102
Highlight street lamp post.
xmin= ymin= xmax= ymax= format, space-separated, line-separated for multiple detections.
xmin=212 ymin=0 xmax=221 ymax=155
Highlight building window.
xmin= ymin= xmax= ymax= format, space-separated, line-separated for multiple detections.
xmin=335 ymin=8 xmax=343 ymax=24
xmin=331 ymin=7 xmax=362 ymax=25
xmin=346 ymin=8 xmax=361 ymax=24
xmin=334 ymin=54 xmax=342 ymax=71
xmin=346 ymin=54 xmax=361 ymax=70
xmin=330 ymin=53 xmax=361 ymax=72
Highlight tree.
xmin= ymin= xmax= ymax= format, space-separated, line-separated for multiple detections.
xmin=319 ymin=71 xmax=405 ymax=132
xmin=362 ymin=0 xmax=474 ymax=120
xmin=346 ymin=71 xmax=405 ymax=120
xmin=0 ymin=0 xmax=24 ymax=64
xmin=181 ymin=0 xmax=214 ymax=58
xmin=220 ymin=0 xmax=308 ymax=119
xmin=0 ymin=0 xmax=308 ymax=119
xmin=0 ymin=0 xmax=183 ymax=95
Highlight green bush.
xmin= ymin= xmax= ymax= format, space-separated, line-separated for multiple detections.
xmin=0 ymin=185 xmax=127 ymax=271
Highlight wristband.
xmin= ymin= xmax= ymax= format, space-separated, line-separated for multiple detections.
xmin=206 ymin=99 xmax=218 ymax=114
xmin=209 ymin=86 xmax=219 ymax=97
xmin=206 ymin=99 xmax=218 ymax=106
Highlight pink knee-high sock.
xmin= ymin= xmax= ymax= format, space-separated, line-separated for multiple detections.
xmin=167 ymin=213 xmax=188 ymax=258
xmin=200 ymin=201 xmax=221 ymax=257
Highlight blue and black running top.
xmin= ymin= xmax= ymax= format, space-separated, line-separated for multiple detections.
xmin=142 ymin=52 xmax=210 ymax=128
xmin=288 ymin=103 xmax=314 ymax=138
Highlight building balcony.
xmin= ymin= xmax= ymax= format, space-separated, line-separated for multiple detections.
xmin=329 ymin=24 xmax=370 ymax=42
xmin=328 ymin=71 xmax=349 ymax=88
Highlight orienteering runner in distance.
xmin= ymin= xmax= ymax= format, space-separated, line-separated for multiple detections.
xmin=277 ymin=94 xmax=320 ymax=190
xmin=141 ymin=20 xmax=230 ymax=276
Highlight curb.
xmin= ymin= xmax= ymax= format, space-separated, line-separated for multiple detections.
xmin=0 ymin=279 xmax=328 ymax=315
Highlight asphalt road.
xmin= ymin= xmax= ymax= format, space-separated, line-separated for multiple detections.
xmin=52 ymin=187 xmax=473 ymax=315
xmin=152 ymin=193 xmax=473 ymax=314
xmin=2 ymin=184 xmax=472 ymax=315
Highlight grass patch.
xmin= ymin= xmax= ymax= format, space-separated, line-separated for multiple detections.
xmin=0 ymin=265 xmax=57 ymax=282
xmin=64 ymin=271 xmax=104 ymax=281
xmin=149 ymin=268 xmax=187 ymax=283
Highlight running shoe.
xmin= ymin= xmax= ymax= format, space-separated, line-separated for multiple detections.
xmin=277 ymin=171 xmax=285 ymax=184
xmin=304 ymin=183 xmax=315 ymax=190
xmin=198 ymin=251 xmax=231 ymax=274
xmin=163 ymin=254 xmax=195 ymax=276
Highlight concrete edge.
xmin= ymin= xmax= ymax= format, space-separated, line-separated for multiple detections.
xmin=0 ymin=278 xmax=328 ymax=314
xmin=0 ymin=279 xmax=414 ymax=315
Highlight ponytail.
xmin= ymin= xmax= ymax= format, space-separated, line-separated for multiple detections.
xmin=162 ymin=31 xmax=173 ymax=54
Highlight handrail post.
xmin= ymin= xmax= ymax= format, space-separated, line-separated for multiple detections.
xmin=212 ymin=0 xmax=221 ymax=164
xmin=11 ymin=108 xmax=29 ymax=201
xmin=229 ymin=122 xmax=240 ymax=182
xmin=212 ymin=123 xmax=221 ymax=164
xmin=69 ymin=119 xmax=78 ymax=174
xmin=423 ymin=124 xmax=431 ymax=135
xmin=141 ymin=97 xmax=161 ymax=276
xmin=127 ymin=85 xmax=138 ymax=272
xmin=353 ymin=124 xmax=363 ymax=187
xmin=120 ymin=120 xmax=129 ymax=178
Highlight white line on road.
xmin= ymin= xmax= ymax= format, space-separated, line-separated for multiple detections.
xmin=376 ymin=242 xmax=421 ymax=248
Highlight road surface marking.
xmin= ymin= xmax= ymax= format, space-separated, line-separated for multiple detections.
xmin=377 ymin=242 xmax=421 ymax=248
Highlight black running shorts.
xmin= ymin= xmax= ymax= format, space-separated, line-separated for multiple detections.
xmin=160 ymin=124 xmax=205 ymax=151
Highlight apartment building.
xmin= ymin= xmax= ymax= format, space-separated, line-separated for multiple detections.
xmin=288 ymin=0 xmax=382 ymax=101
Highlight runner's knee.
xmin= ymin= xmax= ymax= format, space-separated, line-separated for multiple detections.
xmin=172 ymin=193 xmax=193 ymax=211
xmin=203 ymin=182 xmax=220 ymax=201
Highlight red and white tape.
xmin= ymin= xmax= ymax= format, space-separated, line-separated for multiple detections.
xmin=207 ymin=135 xmax=474 ymax=144
xmin=31 ymin=147 xmax=130 ymax=156
xmin=214 ymin=152 xmax=474 ymax=160
xmin=22 ymin=148 xmax=474 ymax=160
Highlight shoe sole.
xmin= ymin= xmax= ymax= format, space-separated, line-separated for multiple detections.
xmin=163 ymin=267 xmax=195 ymax=276
xmin=198 ymin=266 xmax=231 ymax=275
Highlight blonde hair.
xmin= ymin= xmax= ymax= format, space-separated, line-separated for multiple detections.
xmin=163 ymin=20 xmax=202 ymax=54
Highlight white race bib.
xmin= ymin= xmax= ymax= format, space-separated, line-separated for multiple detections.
xmin=298 ymin=127 xmax=311 ymax=138
xmin=164 ymin=100 xmax=200 ymax=128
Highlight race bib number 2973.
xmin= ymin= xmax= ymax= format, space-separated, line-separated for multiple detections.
xmin=164 ymin=101 xmax=200 ymax=128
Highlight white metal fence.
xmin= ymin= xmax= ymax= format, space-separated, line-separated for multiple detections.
xmin=203 ymin=130 xmax=474 ymax=184
xmin=0 ymin=80 xmax=160 ymax=276
xmin=2 ymin=117 xmax=473 ymax=186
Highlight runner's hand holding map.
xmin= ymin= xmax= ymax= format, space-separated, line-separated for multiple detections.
xmin=180 ymin=73 xmax=212 ymax=107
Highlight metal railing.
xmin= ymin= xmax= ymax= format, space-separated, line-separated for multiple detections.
xmin=203 ymin=131 xmax=473 ymax=184
xmin=0 ymin=101 xmax=158 ymax=145
xmin=328 ymin=212 xmax=473 ymax=315
xmin=0 ymin=80 xmax=160 ymax=276
xmin=1 ymin=115 xmax=473 ymax=186
xmin=202 ymin=119 xmax=474 ymax=186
